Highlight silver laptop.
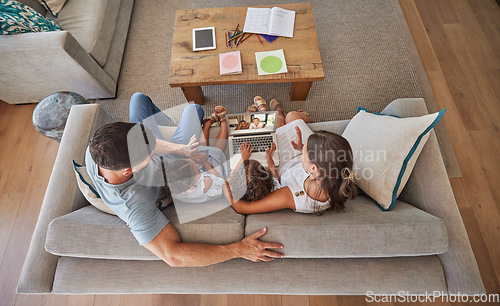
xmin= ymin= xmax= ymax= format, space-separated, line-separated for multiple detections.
xmin=226 ymin=111 xmax=280 ymax=170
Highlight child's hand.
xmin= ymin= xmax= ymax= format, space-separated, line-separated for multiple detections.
xmin=266 ymin=142 xmax=277 ymax=162
xmin=291 ymin=126 xmax=303 ymax=151
xmin=241 ymin=141 xmax=253 ymax=160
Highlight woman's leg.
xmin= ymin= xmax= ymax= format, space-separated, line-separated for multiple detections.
xmin=169 ymin=104 xmax=204 ymax=145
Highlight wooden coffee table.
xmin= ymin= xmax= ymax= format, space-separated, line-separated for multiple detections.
xmin=169 ymin=2 xmax=324 ymax=105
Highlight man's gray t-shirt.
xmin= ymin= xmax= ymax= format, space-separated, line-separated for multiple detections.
xmin=85 ymin=147 xmax=169 ymax=245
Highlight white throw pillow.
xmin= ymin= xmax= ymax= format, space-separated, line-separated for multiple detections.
xmin=342 ymin=107 xmax=446 ymax=210
xmin=72 ymin=160 xmax=116 ymax=215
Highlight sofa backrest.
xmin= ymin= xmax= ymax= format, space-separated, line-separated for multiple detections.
xmin=17 ymin=0 xmax=47 ymax=15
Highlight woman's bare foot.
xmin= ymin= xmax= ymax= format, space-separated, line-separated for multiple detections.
xmin=270 ymin=99 xmax=286 ymax=128
xmin=253 ymin=96 xmax=267 ymax=112
xmin=247 ymin=105 xmax=258 ymax=112
xmin=269 ymin=99 xmax=286 ymax=113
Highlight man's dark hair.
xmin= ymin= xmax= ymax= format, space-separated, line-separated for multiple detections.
xmin=89 ymin=122 xmax=156 ymax=171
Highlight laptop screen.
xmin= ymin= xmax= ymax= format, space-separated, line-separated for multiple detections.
xmin=226 ymin=111 xmax=278 ymax=136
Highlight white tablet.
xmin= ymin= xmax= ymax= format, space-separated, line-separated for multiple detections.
xmin=192 ymin=27 xmax=216 ymax=51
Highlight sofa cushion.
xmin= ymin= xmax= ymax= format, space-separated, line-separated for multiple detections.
xmin=47 ymin=0 xmax=120 ymax=66
xmin=0 ymin=0 xmax=61 ymax=34
xmin=342 ymin=107 xmax=446 ymax=210
xmin=45 ymin=201 xmax=244 ymax=260
xmin=51 ymin=256 xmax=447 ymax=295
xmin=245 ymin=195 xmax=448 ymax=258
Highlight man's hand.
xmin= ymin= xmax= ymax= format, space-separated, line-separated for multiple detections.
xmin=240 ymin=141 xmax=253 ymax=160
xmin=235 ymin=227 xmax=284 ymax=262
xmin=291 ymin=126 xmax=303 ymax=151
xmin=145 ymin=223 xmax=284 ymax=267
xmin=178 ymin=135 xmax=199 ymax=157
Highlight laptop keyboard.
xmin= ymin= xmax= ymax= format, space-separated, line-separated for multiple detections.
xmin=233 ymin=136 xmax=274 ymax=154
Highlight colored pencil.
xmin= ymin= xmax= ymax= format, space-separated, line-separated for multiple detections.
xmin=239 ymin=33 xmax=253 ymax=44
xmin=225 ymin=32 xmax=228 ymax=48
xmin=257 ymin=34 xmax=264 ymax=46
xmin=229 ymin=29 xmax=242 ymax=39
xmin=228 ymin=31 xmax=244 ymax=41
xmin=236 ymin=33 xmax=246 ymax=46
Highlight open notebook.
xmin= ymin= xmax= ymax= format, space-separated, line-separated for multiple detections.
xmin=243 ymin=7 xmax=296 ymax=38
xmin=276 ymin=119 xmax=313 ymax=174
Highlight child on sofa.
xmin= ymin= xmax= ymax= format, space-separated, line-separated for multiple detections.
xmin=226 ymin=142 xmax=281 ymax=202
xmin=164 ymin=106 xmax=230 ymax=204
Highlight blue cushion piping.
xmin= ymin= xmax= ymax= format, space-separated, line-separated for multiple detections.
xmin=72 ymin=160 xmax=101 ymax=198
xmin=356 ymin=107 xmax=400 ymax=118
xmin=381 ymin=108 xmax=447 ymax=211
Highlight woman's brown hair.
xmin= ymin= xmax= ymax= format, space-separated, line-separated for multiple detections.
xmin=306 ymin=130 xmax=357 ymax=213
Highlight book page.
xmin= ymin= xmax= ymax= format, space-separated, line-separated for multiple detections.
xmin=243 ymin=7 xmax=271 ymax=35
xmin=276 ymin=119 xmax=314 ymax=170
xmin=268 ymin=7 xmax=296 ymax=38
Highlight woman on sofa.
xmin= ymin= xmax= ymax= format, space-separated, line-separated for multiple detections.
xmin=223 ymin=98 xmax=357 ymax=215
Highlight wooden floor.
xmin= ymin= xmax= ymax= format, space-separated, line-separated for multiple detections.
xmin=0 ymin=0 xmax=499 ymax=305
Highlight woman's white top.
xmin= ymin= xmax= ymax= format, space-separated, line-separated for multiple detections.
xmin=280 ymin=163 xmax=331 ymax=213
xmin=172 ymin=171 xmax=224 ymax=204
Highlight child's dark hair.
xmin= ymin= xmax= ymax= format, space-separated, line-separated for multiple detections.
xmin=229 ymin=159 xmax=275 ymax=202
xmin=164 ymin=158 xmax=198 ymax=193
xmin=306 ymin=130 xmax=357 ymax=213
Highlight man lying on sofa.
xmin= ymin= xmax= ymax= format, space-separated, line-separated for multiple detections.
xmin=84 ymin=94 xmax=284 ymax=267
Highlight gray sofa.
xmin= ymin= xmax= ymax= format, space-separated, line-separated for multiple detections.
xmin=0 ymin=0 xmax=134 ymax=104
xmin=17 ymin=98 xmax=486 ymax=295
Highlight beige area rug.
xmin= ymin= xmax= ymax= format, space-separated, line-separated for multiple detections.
xmin=96 ymin=0 xmax=460 ymax=177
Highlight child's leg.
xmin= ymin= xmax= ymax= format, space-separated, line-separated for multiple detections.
xmin=213 ymin=120 xmax=228 ymax=152
xmin=199 ymin=119 xmax=214 ymax=146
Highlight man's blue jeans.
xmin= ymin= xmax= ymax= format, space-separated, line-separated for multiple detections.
xmin=129 ymin=92 xmax=204 ymax=144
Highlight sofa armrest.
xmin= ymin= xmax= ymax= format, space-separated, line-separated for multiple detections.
xmin=382 ymin=98 xmax=485 ymax=294
xmin=17 ymin=104 xmax=116 ymax=293
xmin=0 ymin=31 xmax=116 ymax=104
